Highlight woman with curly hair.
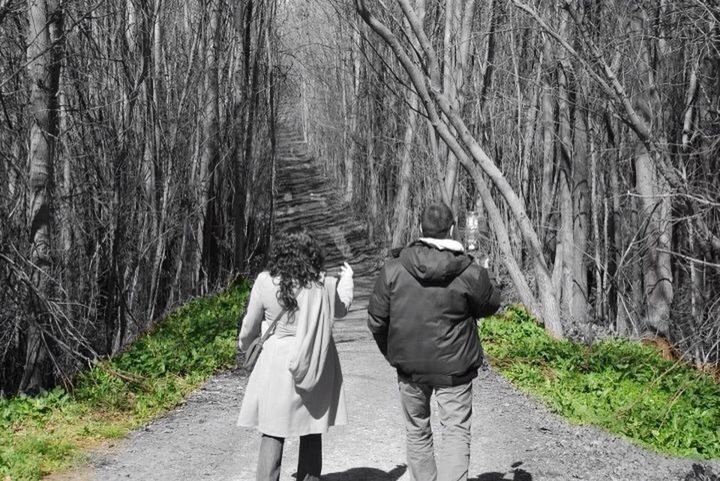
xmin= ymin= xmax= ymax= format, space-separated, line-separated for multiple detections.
xmin=237 ymin=228 xmax=353 ymax=481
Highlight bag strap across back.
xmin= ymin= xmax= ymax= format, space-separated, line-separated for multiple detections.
xmin=258 ymin=305 xmax=288 ymax=344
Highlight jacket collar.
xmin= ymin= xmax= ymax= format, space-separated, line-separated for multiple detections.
xmin=417 ymin=237 xmax=465 ymax=253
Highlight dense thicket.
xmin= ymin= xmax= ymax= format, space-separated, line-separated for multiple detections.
xmin=2 ymin=0 xmax=719 ymax=393
xmin=290 ymin=0 xmax=720 ymax=364
xmin=0 ymin=0 xmax=281 ymax=394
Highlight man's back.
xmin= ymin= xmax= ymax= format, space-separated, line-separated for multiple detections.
xmin=367 ymin=239 xmax=500 ymax=386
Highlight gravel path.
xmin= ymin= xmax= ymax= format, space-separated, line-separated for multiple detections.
xmin=56 ymin=302 xmax=718 ymax=481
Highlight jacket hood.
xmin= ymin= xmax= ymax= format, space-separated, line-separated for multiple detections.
xmin=399 ymin=241 xmax=472 ymax=283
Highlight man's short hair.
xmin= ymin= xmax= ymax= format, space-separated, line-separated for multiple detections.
xmin=421 ymin=203 xmax=454 ymax=238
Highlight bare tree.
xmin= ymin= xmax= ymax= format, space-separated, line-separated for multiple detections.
xmin=21 ymin=0 xmax=64 ymax=393
xmin=355 ymin=0 xmax=564 ymax=337
xmin=1 ymin=0 xmax=282 ymax=393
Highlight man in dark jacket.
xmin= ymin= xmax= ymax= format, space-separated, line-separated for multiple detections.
xmin=368 ymin=203 xmax=500 ymax=481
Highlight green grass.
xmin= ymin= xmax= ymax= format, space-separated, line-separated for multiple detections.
xmin=4 ymin=288 xmax=716 ymax=478
xmin=0 ymin=283 xmax=249 ymax=481
xmin=480 ymin=306 xmax=720 ymax=459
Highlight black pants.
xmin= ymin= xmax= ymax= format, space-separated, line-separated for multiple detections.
xmin=256 ymin=433 xmax=322 ymax=481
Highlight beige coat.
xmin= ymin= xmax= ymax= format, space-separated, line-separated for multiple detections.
xmin=237 ymin=271 xmax=352 ymax=437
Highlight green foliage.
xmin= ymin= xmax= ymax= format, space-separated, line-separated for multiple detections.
xmin=0 ymin=283 xmax=249 ymax=480
xmin=480 ymin=305 xmax=720 ymax=459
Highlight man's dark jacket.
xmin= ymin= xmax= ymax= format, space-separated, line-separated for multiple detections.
xmin=367 ymin=240 xmax=501 ymax=386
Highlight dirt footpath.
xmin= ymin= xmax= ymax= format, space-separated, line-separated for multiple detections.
xmin=71 ymin=306 xmax=717 ymax=481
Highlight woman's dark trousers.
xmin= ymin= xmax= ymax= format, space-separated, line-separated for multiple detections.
xmin=256 ymin=433 xmax=322 ymax=481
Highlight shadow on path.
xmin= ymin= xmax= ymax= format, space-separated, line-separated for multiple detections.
xmin=318 ymin=464 xmax=407 ymax=481
xmin=472 ymin=468 xmax=533 ymax=481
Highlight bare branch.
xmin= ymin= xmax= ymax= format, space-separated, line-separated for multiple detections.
xmin=511 ymin=0 xmax=656 ymax=148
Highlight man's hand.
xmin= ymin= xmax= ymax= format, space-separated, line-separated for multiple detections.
xmin=474 ymin=255 xmax=490 ymax=269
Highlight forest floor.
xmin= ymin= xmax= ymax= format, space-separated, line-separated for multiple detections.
xmin=48 ymin=302 xmax=719 ymax=481
xmin=45 ymin=120 xmax=719 ymax=481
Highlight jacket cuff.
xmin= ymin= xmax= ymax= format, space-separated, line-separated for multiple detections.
xmin=372 ymin=332 xmax=388 ymax=356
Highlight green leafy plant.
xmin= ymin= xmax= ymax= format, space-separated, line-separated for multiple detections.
xmin=0 ymin=283 xmax=249 ymax=480
xmin=480 ymin=306 xmax=720 ymax=459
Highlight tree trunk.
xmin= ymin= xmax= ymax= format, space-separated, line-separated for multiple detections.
xmin=234 ymin=0 xmax=253 ymax=271
xmin=635 ymin=148 xmax=673 ymax=337
xmin=59 ymin=77 xmax=72 ymax=259
xmin=442 ymin=0 xmax=476 ymax=205
xmin=606 ymin=119 xmax=623 ymax=332
xmin=633 ymin=10 xmax=674 ymax=338
xmin=471 ymin=168 xmax=538 ymax=314
xmin=148 ymin=0 xmax=166 ymax=321
xmin=391 ymin=93 xmax=419 ymax=248
xmin=589 ymin=115 xmax=604 ymax=321
xmin=366 ymin=104 xmax=379 ymax=242
xmin=552 ymin=9 xmax=575 ymax=321
xmin=21 ymin=0 xmax=63 ymax=394
xmin=196 ymin=0 xmax=221 ymax=292
xmin=539 ymin=81 xmax=555 ymax=240
xmin=572 ymin=104 xmax=589 ymax=324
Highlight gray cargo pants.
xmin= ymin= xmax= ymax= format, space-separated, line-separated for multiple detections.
xmin=398 ymin=376 xmax=473 ymax=481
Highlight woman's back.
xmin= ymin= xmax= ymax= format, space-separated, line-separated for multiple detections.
xmin=237 ymin=268 xmax=351 ymax=434
xmin=240 ymin=270 xmax=352 ymax=343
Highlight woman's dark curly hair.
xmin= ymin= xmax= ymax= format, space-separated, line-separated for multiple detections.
xmin=266 ymin=227 xmax=325 ymax=312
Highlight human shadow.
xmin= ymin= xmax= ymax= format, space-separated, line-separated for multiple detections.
xmin=318 ymin=464 xmax=407 ymax=480
xmin=471 ymin=468 xmax=533 ymax=481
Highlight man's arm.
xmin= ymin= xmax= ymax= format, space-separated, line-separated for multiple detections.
xmin=367 ymin=265 xmax=391 ymax=357
xmin=468 ymin=266 xmax=501 ymax=319
xmin=368 ymin=315 xmax=389 ymax=356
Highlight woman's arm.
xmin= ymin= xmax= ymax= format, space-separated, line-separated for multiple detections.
xmin=334 ymin=262 xmax=354 ymax=318
xmin=238 ymin=275 xmax=266 ymax=351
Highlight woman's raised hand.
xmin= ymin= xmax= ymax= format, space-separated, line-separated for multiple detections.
xmin=335 ymin=262 xmax=354 ymax=315
xmin=340 ymin=262 xmax=353 ymax=278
